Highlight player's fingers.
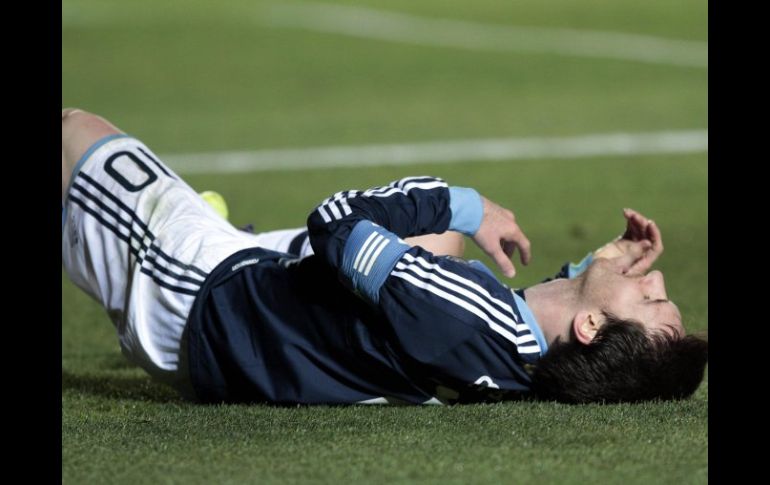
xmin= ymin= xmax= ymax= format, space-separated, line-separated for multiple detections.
xmin=484 ymin=240 xmax=516 ymax=278
xmin=624 ymin=209 xmax=647 ymax=240
xmin=627 ymin=240 xmax=655 ymax=273
xmin=616 ymin=240 xmax=649 ymax=272
xmin=501 ymin=240 xmax=525 ymax=267
xmin=625 ymin=208 xmax=647 ymax=221
xmin=622 ymin=209 xmax=634 ymax=239
xmin=622 ymin=209 xmax=639 ymax=240
xmin=514 ymin=232 xmax=532 ymax=265
xmin=646 ymin=220 xmax=664 ymax=253
xmin=625 ymin=240 xmax=649 ymax=259
xmin=501 ymin=238 xmax=514 ymax=257
xmin=630 ymin=253 xmax=654 ymax=274
xmin=494 ymin=251 xmax=516 ymax=278
xmin=501 ymin=221 xmax=531 ymax=265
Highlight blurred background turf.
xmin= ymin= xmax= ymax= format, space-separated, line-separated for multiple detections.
xmin=63 ymin=1 xmax=707 ymax=483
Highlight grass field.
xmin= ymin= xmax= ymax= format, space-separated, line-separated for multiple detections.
xmin=62 ymin=0 xmax=707 ymax=483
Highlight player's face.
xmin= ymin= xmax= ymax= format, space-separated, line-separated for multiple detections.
xmin=581 ymin=258 xmax=684 ymax=338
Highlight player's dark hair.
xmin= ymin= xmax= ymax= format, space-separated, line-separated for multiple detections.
xmin=530 ymin=312 xmax=708 ymax=404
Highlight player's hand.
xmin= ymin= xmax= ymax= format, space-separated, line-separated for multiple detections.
xmin=472 ymin=197 xmax=531 ymax=278
xmin=593 ymin=208 xmax=663 ymax=275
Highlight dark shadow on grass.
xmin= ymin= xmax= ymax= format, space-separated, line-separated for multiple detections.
xmin=62 ymin=352 xmax=145 ymax=370
xmin=101 ymin=355 xmax=139 ymax=370
xmin=62 ymin=370 xmax=184 ymax=403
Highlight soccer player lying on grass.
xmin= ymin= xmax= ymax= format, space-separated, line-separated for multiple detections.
xmin=62 ymin=109 xmax=708 ymax=405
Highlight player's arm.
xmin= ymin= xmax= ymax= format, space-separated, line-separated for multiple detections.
xmin=404 ymin=231 xmax=465 ymax=257
xmin=306 ymin=176 xmax=531 ymax=280
xmin=306 ymin=177 xmax=537 ymax=400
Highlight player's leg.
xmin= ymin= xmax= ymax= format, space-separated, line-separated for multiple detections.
xmin=250 ymin=227 xmax=313 ymax=257
xmin=61 ymin=110 xmax=264 ymax=398
xmin=61 ymin=107 xmax=134 ymax=303
xmin=62 ymin=108 xmax=124 ymax=200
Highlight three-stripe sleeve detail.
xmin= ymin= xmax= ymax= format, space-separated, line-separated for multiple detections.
xmin=316 ymin=190 xmax=359 ymax=223
xmin=314 ymin=177 xmax=448 ymax=223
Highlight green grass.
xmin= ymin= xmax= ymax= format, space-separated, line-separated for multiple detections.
xmin=63 ymin=0 xmax=707 ymax=483
xmin=63 ymin=0 xmax=707 ymax=152
xmin=62 ymin=397 xmax=707 ymax=484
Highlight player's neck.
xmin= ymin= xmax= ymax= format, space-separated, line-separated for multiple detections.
xmin=522 ymin=277 xmax=581 ymax=346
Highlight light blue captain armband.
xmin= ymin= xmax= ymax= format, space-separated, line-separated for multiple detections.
xmin=568 ymin=252 xmax=594 ymax=278
xmin=448 ymin=187 xmax=484 ymax=236
xmin=341 ymin=220 xmax=410 ymax=304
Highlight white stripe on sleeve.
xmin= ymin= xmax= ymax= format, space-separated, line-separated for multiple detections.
xmin=356 ymin=234 xmax=385 ymax=272
xmin=396 ymin=260 xmax=519 ymax=333
xmin=364 ymin=238 xmax=391 ymax=276
xmin=353 ymin=232 xmax=380 ymax=270
xmin=391 ymin=270 xmax=521 ymax=345
xmin=317 ymin=204 xmax=332 ymax=223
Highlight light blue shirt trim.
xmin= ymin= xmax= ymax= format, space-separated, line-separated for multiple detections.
xmin=341 ymin=220 xmax=410 ymax=304
xmin=448 ymin=187 xmax=483 ymax=236
xmin=568 ymin=252 xmax=594 ymax=278
xmin=511 ymin=291 xmax=549 ymax=355
xmin=467 ymin=260 xmax=495 ymax=278
xmin=62 ymin=133 xmax=131 ymax=231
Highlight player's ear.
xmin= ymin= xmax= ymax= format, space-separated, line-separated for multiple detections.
xmin=572 ymin=310 xmax=602 ymax=345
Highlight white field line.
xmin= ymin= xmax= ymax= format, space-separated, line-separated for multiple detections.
xmin=62 ymin=2 xmax=707 ymax=68
xmin=162 ymin=130 xmax=708 ymax=175
xmin=265 ymin=2 xmax=707 ymax=68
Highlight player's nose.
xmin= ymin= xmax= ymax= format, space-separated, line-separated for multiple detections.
xmin=643 ymin=270 xmax=667 ymax=299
